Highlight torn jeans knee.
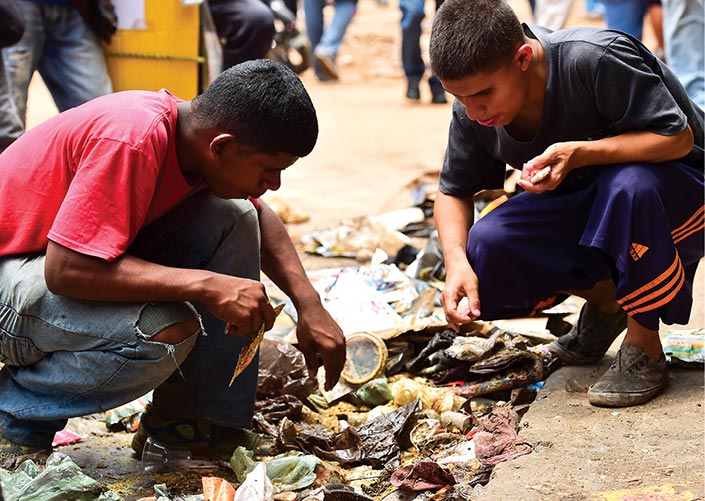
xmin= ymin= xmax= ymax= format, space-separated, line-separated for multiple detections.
xmin=137 ymin=301 xmax=202 ymax=375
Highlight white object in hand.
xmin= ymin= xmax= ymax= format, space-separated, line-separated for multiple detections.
xmin=530 ymin=166 xmax=551 ymax=184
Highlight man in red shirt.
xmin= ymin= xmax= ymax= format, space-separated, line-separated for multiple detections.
xmin=0 ymin=59 xmax=346 ymax=468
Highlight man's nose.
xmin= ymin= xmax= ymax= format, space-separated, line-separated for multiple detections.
xmin=460 ymin=98 xmax=484 ymax=120
xmin=265 ymin=174 xmax=282 ymax=191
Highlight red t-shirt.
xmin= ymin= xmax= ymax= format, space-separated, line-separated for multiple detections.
xmin=0 ymin=89 xmax=203 ymax=261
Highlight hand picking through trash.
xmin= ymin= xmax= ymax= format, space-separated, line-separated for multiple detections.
xmin=229 ymin=303 xmax=285 ymax=386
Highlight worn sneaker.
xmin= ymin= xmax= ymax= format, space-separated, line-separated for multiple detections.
xmin=314 ymin=49 xmax=339 ymax=81
xmin=131 ymin=405 xmax=271 ymax=460
xmin=548 ymin=303 xmax=627 ymax=364
xmin=587 ymin=343 xmax=669 ymax=407
xmin=0 ymin=435 xmax=51 ymax=470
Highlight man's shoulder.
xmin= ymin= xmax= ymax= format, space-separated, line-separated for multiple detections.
xmin=59 ymin=89 xmax=180 ymax=149
xmin=529 ymin=23 xmax=632 ymax=58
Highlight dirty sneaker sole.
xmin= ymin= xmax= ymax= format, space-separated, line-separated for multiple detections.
xmin=587 ymin=379 xmax=667 ymax=407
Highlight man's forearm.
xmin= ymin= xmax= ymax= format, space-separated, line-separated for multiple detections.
xmin=258 ymin=201 xmax=322 ymax=310
xmin=570 ymin=127 xmax=694 ymax=169
xmin=44 ymin=240 xmax=215 ymax=304
xmin=434 ymin=191 xmax=475 ymax=271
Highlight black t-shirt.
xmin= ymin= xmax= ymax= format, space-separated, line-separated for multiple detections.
xmin=440 ymin=24 xmax=705 ymax=197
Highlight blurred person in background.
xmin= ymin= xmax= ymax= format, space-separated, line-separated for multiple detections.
xmin=400 ymin=0 xmax=447 ymax=103
xmin=304 ymin=0 xmax=357 ymax=81
xmin=2 ymin=0 xmax=113 ymax=126
xmin=207 ymin=0 xmax=276 ymax=71
xmin=662 ymin=0 xmax=704 ymax=109
xmin=0 ymin=0 xmax=25 ymax=153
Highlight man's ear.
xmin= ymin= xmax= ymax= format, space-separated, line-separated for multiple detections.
xmin=514 ymin=43 xmax=533 ymax=70
xmin=210 ymin=133 xmax=235 ymax=158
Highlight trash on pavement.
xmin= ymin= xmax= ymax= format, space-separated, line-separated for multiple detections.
xmin=230 ymin=447 xmax=320 ymax=492
xmin=51 ymin=429 xmax=82 ymax=447
xmin=661 ymin=328 xmax=704 ymax=366
xmin=390 ymin=461 xmax=456 ymax=491
xmin=202 ymin=476 xmax=236 ymax=501
xmin=0 ymin=452 xmax=117 ymax=501
xmin=233 ymin=462 xmax=274 ymax=501
xmin=341 ymin=333 xmax=389 ymax=385
xmin=104 ymin=391 xmax=152 ymax=432
xmin=257 ymin=339 xmax=318 ymax=401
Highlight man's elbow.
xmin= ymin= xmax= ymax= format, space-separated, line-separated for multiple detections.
xmin=673 ymin=125 xmax=695 ymax=159
xmin=44 ymin=248 xmax=83 ymax=296
xmin=44 ymin=261 xmax=72 ymax=295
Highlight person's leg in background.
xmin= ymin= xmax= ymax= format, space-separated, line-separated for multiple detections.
xmin=2 ymin=1 xmax=111 ymax=123
xmin=304 ymin=0 xmax=328 ymax=79
xmin=311 ymin=0 xmax=358 ymax=80
xmin=2 ymin=1 xmax=45 ymax=126
xmin=400 ymin=0 xmax=425 ymax=99
xmin=646 ymin=0 xmax=665 ymax=59
xmin=36 ymin=3 xmax=112 ymax=112
xmin=601 ymin=0 xmax=650 ymax=39
xmin=584 ymin=0 xmax=605 ymax=18
xmin=208 ymin=0 xmax=276 ymax=71
xmin=427 ymin=0 xmax=446 ymax=103
xmin=534 ymin=0 xmax=575 ymax=30
xmin=399 ymin=0 xmax=446 ymax=103
xmin=662 ymin=0 xmax=704 ymax=109
xmin=0 ymin=56 xmax=23 ymax=153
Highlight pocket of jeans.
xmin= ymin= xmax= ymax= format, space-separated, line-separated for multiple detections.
xmin=0 ymin=329 xmax=47 ymax=366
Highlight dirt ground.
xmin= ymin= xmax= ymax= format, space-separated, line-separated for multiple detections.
xmin=19 ymin=0 xmax=704 ymax=499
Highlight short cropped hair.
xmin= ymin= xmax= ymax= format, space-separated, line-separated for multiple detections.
xmin=191 ymin=59 xmax=318 ymax=157
xmin=430 ymin=0 xmax=525 ymax=80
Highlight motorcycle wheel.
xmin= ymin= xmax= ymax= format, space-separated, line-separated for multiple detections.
xmin=268 ymin=34 xmax=311 ymax=75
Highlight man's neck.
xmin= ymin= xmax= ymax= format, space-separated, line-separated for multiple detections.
xmin=506 ymin=38 xmax=547 ymax=141
xmin=175 ymin=102 xmax=204 ymax=185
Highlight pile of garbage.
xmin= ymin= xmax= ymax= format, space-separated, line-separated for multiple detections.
xmin=0 ymin=259 xmax=565 ymax=501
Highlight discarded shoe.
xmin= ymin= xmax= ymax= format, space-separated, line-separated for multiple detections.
xmin=314 ymin=49 xmax=339 ymax=81
xmin=131 ymin=405 xmax=272 ymax=460
xmin=548 ymin=303 xmax=627 ymax=364
xmin=587 ymin=343 xmax=669 ymax=407
xmin=406 ymin=77 xmax=421 ymax=100
xmin=0 ymin=434 xmax=51 ymax=470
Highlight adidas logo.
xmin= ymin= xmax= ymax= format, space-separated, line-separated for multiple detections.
xmin=629 ymin=242 xmax=649 ymax=261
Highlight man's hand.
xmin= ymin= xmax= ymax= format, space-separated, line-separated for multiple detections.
xmin=517 ymin=142 xmax=577 ymax=193
xmin=204 ymin=275 xmax=275 ymax=336
xmin=441 ymin=258 xmax=482 ymax=332
xmin=294 ymin=302 xmax=346 ymax=391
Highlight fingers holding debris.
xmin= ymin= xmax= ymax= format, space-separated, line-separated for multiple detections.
xmin=530 ymin=165 xmax=552 ymax=184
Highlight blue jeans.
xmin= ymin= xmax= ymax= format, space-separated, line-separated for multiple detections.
xmin=1 ymin=0 xmax=112 ymax=125
xmin=0 ymin=58 xmax=22 ymax=153
xmin=0 ymin=193 xmax=262 ymax=448
xmin=662 ymin=0 xmax=705 ymax=109
xmin=601 ymin=0 xmax=650 ymax=38
xmin=400 ymin=0 xmax=426 ymax=78
xmin=304 ymin=0 xmax=357 ymax=56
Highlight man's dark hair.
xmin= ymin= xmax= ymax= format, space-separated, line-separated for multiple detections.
xmin=430 ymin=0 xmax=524 ymax=80
xmin=191 ymin=59 xmax=318 ymax=157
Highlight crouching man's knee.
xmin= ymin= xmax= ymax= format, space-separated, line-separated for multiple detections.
xmin=138 ymin=302 xmax=201 ymax=348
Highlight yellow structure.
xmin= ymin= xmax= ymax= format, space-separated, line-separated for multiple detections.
xmin=106 ymin=0 xmax=202 ymax=100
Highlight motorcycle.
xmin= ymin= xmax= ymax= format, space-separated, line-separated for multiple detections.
xmin=266 ymin=0 xmax=311 ymax=74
